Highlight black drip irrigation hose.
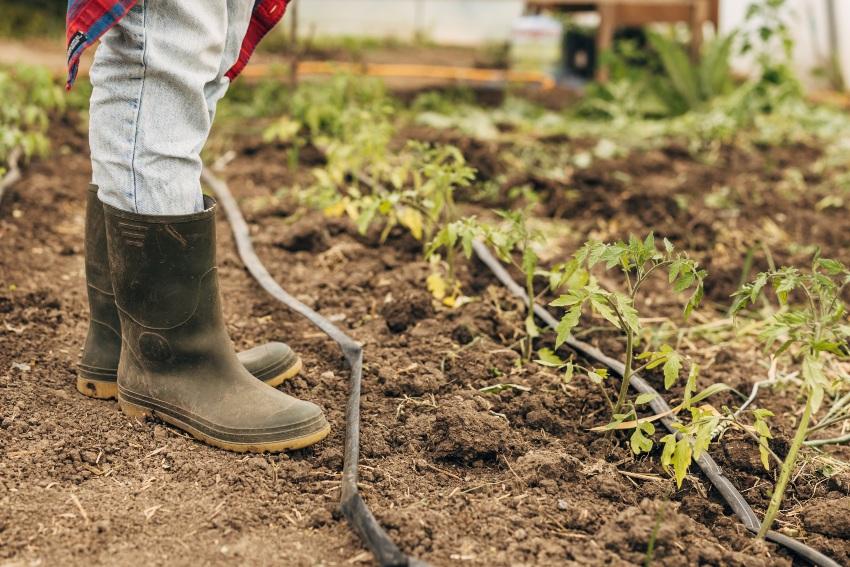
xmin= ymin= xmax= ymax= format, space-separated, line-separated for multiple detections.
xmin=202 ymin=169 xmax=428 ymax=567
xmin=471 ymin=239 xmax=841 ymax=567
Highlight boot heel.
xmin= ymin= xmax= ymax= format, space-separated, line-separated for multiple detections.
xmin=76 ymin=377 xmax=119 ymax=399
xmin=119 ymin=400 xmax=152 ymax=419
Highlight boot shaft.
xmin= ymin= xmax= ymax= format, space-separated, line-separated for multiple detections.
xmin=84 ymin=185 xmax=113 ymax=293
xmin=103 ymin=196 xmax=231 ymax=373
xmin=79 ymin=189 xmax=303 ymax=398
xmin=79 ymin=186 xmax=122 ymax=391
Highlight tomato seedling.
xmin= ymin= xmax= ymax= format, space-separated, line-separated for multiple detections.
xmin=732 ymin=255 xmax=850 ymax=537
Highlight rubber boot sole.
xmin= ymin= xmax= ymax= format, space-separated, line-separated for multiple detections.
xmin=261 ymin=356 xmax=303 ymax=388
xmin=76 ymin=356 xmax=303 ymax=400
xmin=118 ymin=397 xmax=330 ymax=452
xmin=76 ymin=377 xmax=120 ymax=399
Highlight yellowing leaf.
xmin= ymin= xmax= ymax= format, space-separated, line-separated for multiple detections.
xmin=427 ymin=273 xmax=447 ymax=301
xmin=398 ymin=207 xmax=424 ymax=240
xmin=535 ymin=348 xmax=564 ymax=368
xmin=323 ymin=200 xmax=347 ymax=218
xmin=672 ymin=437 xmax=692 ymax=488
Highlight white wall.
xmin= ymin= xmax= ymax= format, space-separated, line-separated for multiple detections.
xmin=292 ymin=0 xmax=849 ymax=88
xmin=296 ymin=0 xmax=524 ymax=45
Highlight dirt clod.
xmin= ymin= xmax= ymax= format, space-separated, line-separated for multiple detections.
xmin=514 ymin=449 xmax=580 ymax=485
xmin=380 ymin=289 xmax=434 ymax=332
xmin=801 ymin=497 xmax=850 ymax=538
xmin=429 ymin=396 xmax=512 ymax=462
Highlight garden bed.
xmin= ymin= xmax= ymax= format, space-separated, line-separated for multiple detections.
xmin=2 ymin=103 xmax=850 ymax=567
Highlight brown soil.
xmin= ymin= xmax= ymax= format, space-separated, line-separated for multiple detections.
xmin=2 ymin=116 xmax=850 ymax=567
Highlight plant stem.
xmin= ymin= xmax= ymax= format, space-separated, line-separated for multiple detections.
xmin=443 ymin=197 xmax=458 ymax=292
xmin=446 ymin=243 xmax=457 ymax=291
xmin=613 ymin=329 xmax=635 ymax=416
xmin=524 ymin=251 xmax=536 ymax=361
xmin=757 ymin=392 xmax=814 ymax=538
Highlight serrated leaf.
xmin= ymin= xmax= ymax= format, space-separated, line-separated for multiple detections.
xmin=522 ymin=247 xmax=538 ymax=277
xmin=588 ymin=368 xmax=608 ymax=385
xmin=683 ymin=364 xmax=699 ymax=407
xmin=599 ymin=413 xmax=627 ymax=430
xmin=692 ymin=416 xmax=718 ymax=459
xmin=590 ymin=293 xmax=620 ymax=329
xmin=672 ymin=437 xmax=693 ymax=488
xmin=663 ymin=350 xmax=683 ymax=389
xmin=660 ymin=434 xmax=676 ymax=470
xmin=750 ymin=272 xmax=768 ymax=302
xmin=630 ymin=426 xmax=654 ymax=455
xmin=759 ymin=439 xmax=771 ymax=471
xmin=555 ymin=304 xmax=583 ymax=347
xmin=614 ymin=293 xmax=640 ymax=333
xmin=811 ymin=384 xmax=824 ymax=414
xmin=550 ymin=290 xmax=586 ymax=307
xmin=816 ymin=258 xmax=845 ymax=275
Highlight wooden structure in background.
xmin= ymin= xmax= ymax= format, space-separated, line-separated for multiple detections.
xmin=525 ymin=0 xmax=719 ymax=80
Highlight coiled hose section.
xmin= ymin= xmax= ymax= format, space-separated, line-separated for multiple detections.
xmin=204 ymin=167 xmax=838 ymax=567
xmin=471 ymin=239 xmax=840 ymax=567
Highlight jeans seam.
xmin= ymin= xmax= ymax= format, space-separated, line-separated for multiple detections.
xmin=129 ymin=0 xmax=149 ymax=214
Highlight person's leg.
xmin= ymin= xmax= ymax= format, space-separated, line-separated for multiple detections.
xmin=84 ymin=0 xmax=329 ymax=452
xmin=89 ymin=0 xmax=229 ymax=214
xmin=80 ymin=1 xmax=305 ymax=399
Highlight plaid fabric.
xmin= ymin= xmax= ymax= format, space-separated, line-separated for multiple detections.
xmin=65 ymin=0 xmax=288 ymax=89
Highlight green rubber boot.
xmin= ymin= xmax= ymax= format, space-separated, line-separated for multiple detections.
xmin=104 ymin=194 xmax=329 ymax=452
xmin=78 ymin=185 xmax=301 ymax=399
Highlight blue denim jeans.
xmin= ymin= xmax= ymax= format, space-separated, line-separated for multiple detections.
xmin=89 ymin=0 xmax=253 ymax=214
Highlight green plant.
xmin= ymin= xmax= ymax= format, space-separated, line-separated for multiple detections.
xmin=304 ymin=135 xmax=478 ymax=304
xmin=731 ymin=255 xmax=850 ymax=537
xmin=647 ymin=31 xmax=736 ymax=115
xmin=555 ymin=235 xmax=705 ymax=412
xmin=0 ymin=64 xmax=65 ymax=174
xmin=289 ymin=74 xmax=391 ymax=139
xmin=535 ymin=235 xmax=741 ymax=486
xmin=219 ymin=71 xmax=295 ymax=120
xmin=581 ymin=33 xmax=735 ymax=119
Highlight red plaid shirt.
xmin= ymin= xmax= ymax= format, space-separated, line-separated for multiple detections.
xmin=66 ymin=0 xmax=288 ymax=89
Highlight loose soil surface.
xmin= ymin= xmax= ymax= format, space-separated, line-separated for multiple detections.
xmin=2 ymin=114 xmax=850 ymax=567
